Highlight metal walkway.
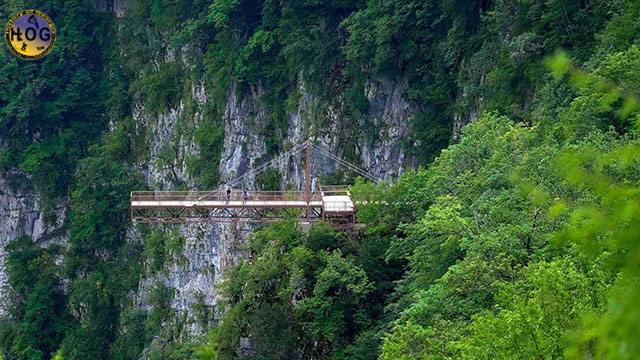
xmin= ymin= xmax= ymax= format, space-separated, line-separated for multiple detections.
xmin=131 ymin=186 xmax=355 ymax=224
xmin=130 ymin=141 xmax=376 ymax=225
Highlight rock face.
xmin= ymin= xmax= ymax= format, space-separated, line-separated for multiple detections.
xmin=219 ymin=83 xmax=269 ymax=186
xmin=274 ymin=77 xmax=415 ymax=188
xmin=0 ymin=73 xmax=415 ymax=335
xmin=361 ymin=79 xmax=415 ymax=179
xmin=137 ymin=81 xmax=207 ymax=190
xmin=0 ymin=170 xmax=66 ymax=315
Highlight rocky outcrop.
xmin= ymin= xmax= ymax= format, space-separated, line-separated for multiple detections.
xmin=275 ymin=77 xmax=415 ymax=188
xmin=136 ymin=81 xmax=206 ymax=190
xmin=219 ymin=83 xmax=269 ymax=186
xmin=0 ymin=170 xmax=66 ymax=315
xmin=361 ymin=79 xmax=414 ymax=180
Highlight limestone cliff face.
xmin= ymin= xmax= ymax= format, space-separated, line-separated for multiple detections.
xmin=274 ymin=77 xmax=415 ymax=189
xmin=361 ymin=79 xmax=415 ymax=179
xmin=0 ymin=170 xmax=66 ymax=315
xmin=136 ymin=81 xmax=207 ymax=190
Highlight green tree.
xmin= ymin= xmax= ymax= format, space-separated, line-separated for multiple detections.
xmin=0 ymin=237 xmax=70 ymax=360
xmin=62 ymin=151 xmax=142 ymax=360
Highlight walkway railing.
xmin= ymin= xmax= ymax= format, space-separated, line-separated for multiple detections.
xmin=131 ymin=191 xmax=322 ymax=204
xmin=318 ymin=185 xmax=350 ymax=196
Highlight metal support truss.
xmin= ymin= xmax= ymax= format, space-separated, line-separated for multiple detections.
xmin=131 ymin=205 xmax=326 ymax=224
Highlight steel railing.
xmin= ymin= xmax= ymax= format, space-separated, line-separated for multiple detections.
xmin=318 ymin=185 xmax=351 ymax=196
xmin=131 ymin=191 xmax=322 ymax=203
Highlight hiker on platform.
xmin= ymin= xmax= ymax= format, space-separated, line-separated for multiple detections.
xmin=226 ymin=188 xmax=231 ymax=204
xmin=243 ymin=190 xmax=249 ymax=204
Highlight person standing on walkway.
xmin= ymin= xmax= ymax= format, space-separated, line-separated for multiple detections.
xmin=243 ymin=190 xmax=249 ymax=204
xmin=226 ymin=188 xmax=231 ymax=204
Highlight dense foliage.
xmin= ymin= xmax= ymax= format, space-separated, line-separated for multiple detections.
xmin=1 ymin=0 xmax=639 ymax=359
xmin=0 ymin=0 xmax=113 ymax=218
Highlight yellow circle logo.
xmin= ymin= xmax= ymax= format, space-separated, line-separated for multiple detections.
xmin=4 ymin=10 xmax=56 ymax=60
